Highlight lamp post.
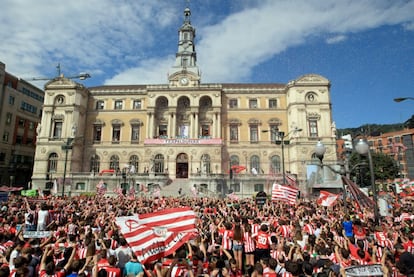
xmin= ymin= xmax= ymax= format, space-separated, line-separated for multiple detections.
xmin=355 ymin=139 xmax=379 ymax=225
xmin=262 ymin=128 xmax=302 ymax=185
xmin=393 ymin=97 xmax=414 ymax=103
xmin=61 ymin=138 xmax=74 ymax=197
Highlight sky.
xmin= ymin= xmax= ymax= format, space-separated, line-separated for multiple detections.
xmin=1 ymin=0 xmax=414 ymax=129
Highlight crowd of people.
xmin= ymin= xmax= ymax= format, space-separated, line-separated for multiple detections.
xmin=0 ymin=190 xmax=413 ymax=277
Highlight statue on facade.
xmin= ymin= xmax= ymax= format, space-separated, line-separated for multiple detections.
xmin=331 ymin=121 xmax=337 ymax=137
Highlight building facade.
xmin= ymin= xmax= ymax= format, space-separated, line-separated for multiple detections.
xmin=0 ymin=62 xmax=44 ymax=188
xmin=31 ymin=7 xmax=337 ymax=197
xmin=366 ymin=129 xmax=414 ymax=179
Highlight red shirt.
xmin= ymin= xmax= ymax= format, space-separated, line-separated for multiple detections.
xmin=102 ymin=266 xmax=121 ymax=277
xmin=255 ymin=231 xmax=271 ymax=250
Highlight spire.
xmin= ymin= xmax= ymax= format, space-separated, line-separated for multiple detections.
xmin=168 ymin=5 xmax=200 ymax=85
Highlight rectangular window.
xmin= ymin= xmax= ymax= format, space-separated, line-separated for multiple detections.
xmin=269 ymin=99 xmax=277 ymax=108
xmin=28 ymin=121 xmax=35 ymax=130
xmin=53 ymin=122 xmax=63 ymax=138
xmin=18 ymin=118 xmax=25 ymax=128
xmin=26 ymin=138 xmax=33 ymax=145
xmin=254 ymin=183 xmax=264 ymax=192
xmin=94 ymin=126 xmax=102 ymax=142
xmin=201 ymin=125 xmax=210 ymax=137
xmin=9 ymin=96 xmax=15 ymax=105
xmin=230 ymin=183 xmax=241 ymax=193
xmin=6 ymin=113 xmax=12 ymax=125
xmin=0 ymin=152 xmax=5 ymax=162
xmin=2 ymin=132 xmax=9 ymax=142
xmin=75 ymin=183 xmax=85 ymax=190
xmin=309 ymin=120 xmax=318 ymax=138
xmin=15 ymin=135 xmax=23 ymax=144
xmin=114 ymin=100 xmax=123 ymax=110
xmin=131 ymin=126 xmax=140 ymax=142
xmin=133 ymin=100 xmax=142 ymax=109
xmin=96 ymin=101 xmax=104 ymax=110
xmin=159 ymin=125 xmax=168 ymax=137
xmin=249 ymin=99 xmax=258 ymax=109
xmin=112 ymin=125 xmax=121 ymax=143
xmin=250 ymin=125 xmax=258 ymax=143
xmin=270 ymin=125 xmax=279 ymax=142
xmin=229 ymin=99 xmax=238 ymax=108
xmin=230 ymin=125 xmax=238 ymax=142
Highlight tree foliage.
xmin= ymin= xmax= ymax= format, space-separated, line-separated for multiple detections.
xmin=348 ymin=151 xmax=399 ymax=187
xmin=337 ymin=114 xmax=414 ymax=138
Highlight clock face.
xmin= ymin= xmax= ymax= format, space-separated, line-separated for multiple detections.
xmin=180 ymin=78 xmax=189 ymax=85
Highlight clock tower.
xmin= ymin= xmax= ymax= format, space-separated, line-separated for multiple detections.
xmin=168 ymin=6 xmax=200 ymax=87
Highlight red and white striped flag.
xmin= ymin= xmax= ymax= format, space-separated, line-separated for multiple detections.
xmin=285 ymin=174 xmax=297 ymax=187
xmin=272 ymin=183 xmax=298 ymax=205
xmin=128 ymin=185 xmax=136 ymax=200
xmin=317 ymin=190 xmax=339 ymax=207
xmin=115 ymin=207 xmax=197 ymax=264
xmin=113 ymin=186 xmax=124 ymax=197
xmin=227 ymin=192 xmax=239 ymax=201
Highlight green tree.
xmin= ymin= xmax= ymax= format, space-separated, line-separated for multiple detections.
xmin=348 ymin=151 xmax=399 ymax=187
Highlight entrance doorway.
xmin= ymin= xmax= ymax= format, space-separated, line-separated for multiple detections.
xmin=176 ymin=153 xmax=189 ymax=178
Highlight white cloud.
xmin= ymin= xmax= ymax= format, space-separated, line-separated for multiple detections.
xmin=1 ymin=0 xmax=413 ymax=85
xmin=326 ymin=35 xmax=347 ymax=44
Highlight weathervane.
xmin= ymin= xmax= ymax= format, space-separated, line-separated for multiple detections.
xmin=31 ymin=63 xmax=91 ymax=81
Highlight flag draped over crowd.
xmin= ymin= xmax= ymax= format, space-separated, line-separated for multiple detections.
xmin=115 ymin=207 xmax=197 ymax=264
xmin=342 ymin=176 xmax=375 ymax=210
xmin=394 ymin=178 xmax=414 ymax=197
xmin=271 ymin=183 xmax=298 ymax=205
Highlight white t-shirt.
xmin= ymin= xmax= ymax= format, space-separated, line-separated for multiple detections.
xmin=37 ymin=210 xmax=49 ymax=231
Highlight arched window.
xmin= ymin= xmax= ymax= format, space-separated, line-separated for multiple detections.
xmin=270 ymin=155 xmax=281 ymax=174
xmin=90 ymin=154 xmax=100 ymax=173
xmin=230 ymin=155 xmax=240 ymax=166
xmin=129 ymin=155 xmax=139 ymax=173
xmin=250 ymin=155 xmax=260 ymax=173
xmin=109 ymin=155 xmax=120 ymax=171
xmin=154 ymin=154 xmax=164 ymax=174
xmin=47 ymin=153 xmax=58 ymax=173
xmin=201 ymin=154 xmax=211 ymax=174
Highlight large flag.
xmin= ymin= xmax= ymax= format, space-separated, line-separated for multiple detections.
xmin=342 ymin=176 xmax=375 ymax=210
xmin=285 ymin=174 xmax=297 ymax=187
xmin=128 ymin=185 xmax=135 ymax=200
xmin=115 ymin=207 xmax=197 ymax=264
xmin=317 ymin=190 xmax=339 ymax=207
xmin=272 ymin=183 xmax=298 ymax=205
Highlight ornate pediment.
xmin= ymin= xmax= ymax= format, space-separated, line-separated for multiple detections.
xmin=307 ymin=112 xmax=321 ymax=120
xmin=248 ymin=118 xmax=262 ymax=125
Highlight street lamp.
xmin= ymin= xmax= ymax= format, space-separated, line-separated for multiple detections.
xmin=262 ymin=128 xmax=302 ymax=185
xmin=355 ymin=139 xmax=379 ymax=225
xmin=393 ymin=97 xmax=414 ymax=103
xmin=61 ymin=125 xmax=77 ymax=197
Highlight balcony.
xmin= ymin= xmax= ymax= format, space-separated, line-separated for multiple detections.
xmin=144 ymin=137 xmax=222 ymax=145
